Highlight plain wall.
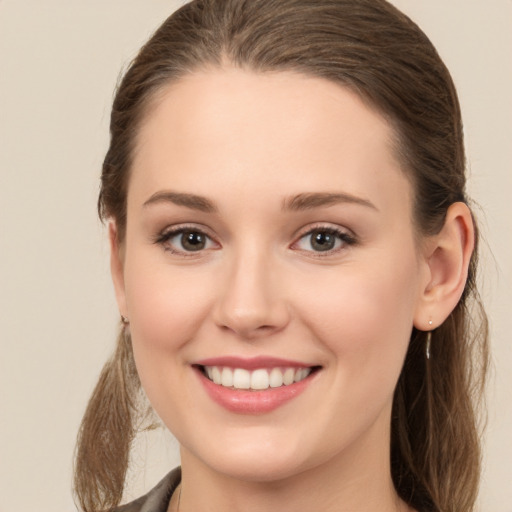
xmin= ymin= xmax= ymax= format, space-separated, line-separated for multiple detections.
xmin=0 ymin=1 xmax=510 ymax=510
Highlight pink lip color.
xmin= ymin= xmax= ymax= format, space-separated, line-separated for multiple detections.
xmin=194 ymin=356 xmax=310 ymax=370
xmin=193 ymin=358 xmax=318 ymax=414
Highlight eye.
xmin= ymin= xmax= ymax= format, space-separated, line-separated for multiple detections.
xmin=293 ymin=227 xmax=355 ymax=253
xmin=156 ymin=227 xmax=217 ymax=254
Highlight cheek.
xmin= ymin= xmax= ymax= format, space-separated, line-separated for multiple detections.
xmin=121 ymin=251 xmax=217 ymax=415
xmin=289 ymin=255 xmax=421 ymax=448
xmin=122 ymin=254 xmax=216 ymax=426
xmin=124 ymin=256 xmax=213 ymax=351
xmin=297 ymin=252 xmax=420 ymax=376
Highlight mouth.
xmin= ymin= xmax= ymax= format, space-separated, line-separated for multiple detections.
xmin=196 ymin=365 xmax=319 ymax=391
xmin=192 ymin=357 xmax=321 ymax=414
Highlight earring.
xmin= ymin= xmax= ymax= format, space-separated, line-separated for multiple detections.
xmin=425 ymin=331 xmax=432 ymax=360
xmin=426 ymin=319 xmax=433 ymax=360
xmin=121 ymin=315 xmax=129 ymax=324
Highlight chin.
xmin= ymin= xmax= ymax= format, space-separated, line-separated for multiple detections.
xmin=186 ymin=434 xmax=320 ymax=484
xmin=211 ymin=456 xmax=309 ymax=483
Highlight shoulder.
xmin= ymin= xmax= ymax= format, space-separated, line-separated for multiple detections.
xmin=115 ymin=467 xmax=181 ymax=512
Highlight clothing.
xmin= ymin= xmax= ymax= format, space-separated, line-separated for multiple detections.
xmin=116 ymin=467 xmax=181 ymax=512
xmin=116 ymin=466 xmax=426 ymax=511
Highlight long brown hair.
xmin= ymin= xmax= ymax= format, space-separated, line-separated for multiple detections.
xmin=74 ymin=1 xmax=489 ymax=511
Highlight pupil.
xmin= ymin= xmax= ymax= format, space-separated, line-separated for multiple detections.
xmin=182 ymin=231 xmax=205 ymax=251
xmin=311 ymin=231 xmax=335 ymax=251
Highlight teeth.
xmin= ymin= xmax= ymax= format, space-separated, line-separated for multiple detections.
xmin=251 ymin=369 xmax=269 ymax=390
xmin=269 ymin=368 xmax=283 ymax=388
xmin=212 ymin=366 xmax=222 ymax=385
xmin=283 ymin=368 xmax=295 ymax=385
xmin=294 ymin=368 xmax=309 ymax=382
xmin=221 ymin=367 xmax=233 ymax=387
xmin=233 ymin=368 xmax=250 ymax=389
xmin=204 ymin=366 xmax=312 ymax=390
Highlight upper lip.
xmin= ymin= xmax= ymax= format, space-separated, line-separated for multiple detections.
xmin=193 ymin=356 xmax=317 ymax=370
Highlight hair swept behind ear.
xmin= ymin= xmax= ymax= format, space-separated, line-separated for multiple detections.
xmin=74 ymin=326 xmax=150 ymax=512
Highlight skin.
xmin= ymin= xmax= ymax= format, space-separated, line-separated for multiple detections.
xmin=110 ymin=67 xmax=474 ymax=512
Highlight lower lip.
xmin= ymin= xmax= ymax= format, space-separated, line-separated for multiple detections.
xmin=195 ymin=368 xmax=316 ymax=414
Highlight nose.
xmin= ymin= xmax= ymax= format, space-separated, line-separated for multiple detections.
xmin=213 ymin=249 xmax=290 ymax=339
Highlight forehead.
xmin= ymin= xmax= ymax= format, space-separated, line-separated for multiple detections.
xmin=130 ymin=67 xmax=412 ymax=217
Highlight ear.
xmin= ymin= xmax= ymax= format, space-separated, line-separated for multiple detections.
xmin=109 ymin=221 xmax=128 ymax=319
xmin=413 ymin=202 xmax=475 ymax=331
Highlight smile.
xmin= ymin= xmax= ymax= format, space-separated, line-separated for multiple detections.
xmin=193 ymin=357 xmax=321 ymax=414
xmin=202 ymin=366 xmax=312 ymax=391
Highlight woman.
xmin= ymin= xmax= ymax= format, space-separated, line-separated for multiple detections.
xmin=74 ymin=1 xmax=489 ymax=511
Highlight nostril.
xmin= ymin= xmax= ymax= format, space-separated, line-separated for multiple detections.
xmin=212 ymin=274 xmax=291 ymax=337
xmin=218 ymin=322 xmax=285 ymax=340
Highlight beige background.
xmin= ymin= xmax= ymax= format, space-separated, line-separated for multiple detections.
xmin=0 ymin=1 xmax=510 ymax=510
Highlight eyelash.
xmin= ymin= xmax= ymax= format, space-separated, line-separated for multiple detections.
xmin=154 ymin=224 xmax=219 ymax=257
xmin=154 ymin=224 xmax=357 ymax=257
xmin=292 ymin=225 xmax=357 ymax=256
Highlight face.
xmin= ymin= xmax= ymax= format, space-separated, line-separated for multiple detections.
xmin=112 ymin=68 xmax=430 ymax=483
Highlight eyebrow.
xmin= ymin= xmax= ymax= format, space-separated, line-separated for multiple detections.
xmin=143 ymin=191 xmax=218 ymax=213
xmin=283 ymin=192 xmax=378 ymax=212
xmin=142 ymin=190 xmax=377 ymax=214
